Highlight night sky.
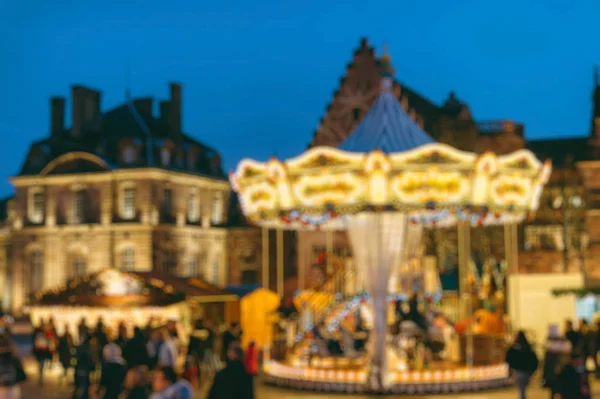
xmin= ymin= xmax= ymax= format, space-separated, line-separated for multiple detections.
xmin=1 ymin=0 xmax=600 ymax=196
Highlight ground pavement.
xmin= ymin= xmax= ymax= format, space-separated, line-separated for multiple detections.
xmin=19 ymin=360 xmax=600 ymax=399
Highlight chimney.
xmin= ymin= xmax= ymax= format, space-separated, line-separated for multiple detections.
xmin=50 ymin=97 xmax=65 ymax=136
xmin=71 ymin=85 xmax=102 ymax=137
xmin=169 ymin=83 xmax=182 ymax=140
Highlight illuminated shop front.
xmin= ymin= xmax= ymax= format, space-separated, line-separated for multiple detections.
xmin=25 ymin=268 xmax=238 ymax=338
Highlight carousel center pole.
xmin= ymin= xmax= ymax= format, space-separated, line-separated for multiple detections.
xmin=326 ymin=229 xmax=334 ymax=292
xmin=458 ymin=221 xmax=474 ymax=369
xmin=277 ymin=228 xmax=284 ymax=297
xmin=262 ymin=227 xmax=270 ymax=289
xmin=505 ymin=222 xmax=519 ymax=332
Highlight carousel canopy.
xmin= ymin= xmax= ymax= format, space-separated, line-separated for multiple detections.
xmin=338 ymin=52 xmax=434 ymax=153
xmin=28 ymin=268 xmax=237 ymax=308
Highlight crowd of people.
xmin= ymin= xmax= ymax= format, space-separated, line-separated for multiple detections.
xmin=25 ymin=316 xmax=257 ymax=399
xmin=506 ymin=319 xmax=600 ymax=399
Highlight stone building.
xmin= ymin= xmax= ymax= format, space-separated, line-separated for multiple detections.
xmin=3 ymin=83 xmax=242 ymax=311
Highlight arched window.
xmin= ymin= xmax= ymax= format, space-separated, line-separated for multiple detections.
xmin=121 ymin=186 xmax=137 ymax=220
xmin=161 ymin=147 xmax=171 ymax=166
xmin=28 ymin=189 xmax=45 ymax=224
xmin=71 ymin=254 xmax=86 ymax=278
xmin=28 ymin=249 xmax=44 ymax=296
xmin=119 ymin=247 xmax=135 ymax=271
xmin=123 ymin=146 xmax=137 ymax=164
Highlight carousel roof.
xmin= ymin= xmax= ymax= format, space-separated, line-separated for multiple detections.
xmin=28 ymin=268 xmax=237 ymax=308
xmin=338 ymin=51 xmax=434 ymax=153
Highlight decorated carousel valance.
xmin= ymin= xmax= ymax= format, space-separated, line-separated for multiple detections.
xmin=230 ymin=144 xmax=552 ymax=230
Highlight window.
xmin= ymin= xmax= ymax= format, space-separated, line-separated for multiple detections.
xmin=184 ymin=255 xmax=200 ymax=277
xmin=71 ymin=255 xmax=86 ymax=278
xmin=161 ymin=148 xmax=171 ymax=166
xmin=212 ymin=255 xmax=220 ymax=285
xmin=119 ymin=247 xmax=135 ymax=271
xmin=187 ymin=191 xmax=200 ymax=222
xmin=211 ymin=192 xmax=223 ymax=225
xmin=28 ymin=250 xmax=44 ymax=296
xmin=73 ymin=189 xmax=86 ymax=224
xmin=163 ymin=189 xmax=172 ymax=217
xmin=122 ymin=187 xmax=136 ymax=220
xmin=29 ymin=190 xmax=45 ymax=224
xmin=161 ymin=249 xmax=177 ymax=274
xmin=123 ymin=146 xmax=136 ymax=164
xmin=187 ymin=152 xmax=197 ymax=170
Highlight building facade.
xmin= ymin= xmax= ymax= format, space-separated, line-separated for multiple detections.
xmin=3 ymin=83 xmax=245 ymax=311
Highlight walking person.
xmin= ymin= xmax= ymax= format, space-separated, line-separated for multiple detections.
xmin=33 ymin=322 xmax=55 ymax=386
xmin=506 ymin=330 xmax=539 ymax=399
xmin=150 ymin=366 xmax=193 ymax=399
xmin=542 ymin=324 xmax=571 ymax=399
xmin=221 ymin=322 xmax=241 ymax=363
xmin=123 ymin=327 xmax=148 ymax=369
xmin=121 ymin=366 xmax=150 ymax=399
xmin=554 ymin=353 xmax=591 ymax=399
xmin=73 ymin=336 xmax=96 ymax=399
xmin=208 ymin=344 xmax=254 ymax=399
xmin=157 ymin=331 xmax=177 ymax=369
xmin=58 ymin=325 xmax=75 ymax=384
xmin=99 ymin=343 xmax=127 ymax=399
xmin=0 ymin=335 xmax=26 ymax=399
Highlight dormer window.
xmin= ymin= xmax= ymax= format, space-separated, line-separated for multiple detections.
xmin=211 ymin=192 xmax=223 ymax=225
xmin=123 ymin=146 xmax=136 ymax=164
xmin=28 ymin=188 xmax=45 ymax=224
xmin=161 ymin=147 xmax=171 ymax=166
xmin=187 ymin=149 xmax=198 ymax=170
xmin=187 ymin=189 xmax=200 ymax=222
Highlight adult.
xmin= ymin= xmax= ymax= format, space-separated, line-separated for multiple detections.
xmin=542 ymin=324 xmax=571 ymax=399
xmin=58 ymin=324 xmax=75 ymax=383
xmin=0 ymin=335 xmax=26 ymax=398
xmin=208 ymin=344 xmax=254 ymax=399
xmin=506 ymin=330 xmax=539 ymax=399
xmin=33 ymin=322 xmax=56 ymax=386
xmin=123 ymin=327 xmax=148 ymax=369
xmin=555 ymin=353 xmax=591 ymax=399
xmin=122 ymin=366 xmax=151 ymax=399
xmin=564 ymin=320 xmax=581 ymax=355
xmin=150 ymin=366 xmax=193 ymax=399
xmin=157 ymin=331 xmax=178 ymax=368
xmin=100 ymin=343 xmax=127 ymax=399
xmin=77 ymin=317 xmax=90 ymax=346
xmin=115 ymin=323 xmax=129 ymax=353
xmin=244 ymin=341 xmax=258 ymax=377
xmin=73 ymin=336 xmax=96 ymax=399
xmin=221 ymin=322 xmax=241 ymax=362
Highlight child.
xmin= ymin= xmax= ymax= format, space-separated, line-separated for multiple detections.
xmin=182 ymin=354 xmax=199 ymax=389
xmin=244 ymin=341 xmax=258 ymax=377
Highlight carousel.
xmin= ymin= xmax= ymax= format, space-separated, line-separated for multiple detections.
xmin=229 ymin=50 xmax=552 ymax=394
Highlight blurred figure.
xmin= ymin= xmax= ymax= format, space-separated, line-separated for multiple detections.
xmin=0 ymin=334 xmax=26 ymax=398
xmin=555 ymin=353 xmax=591 ymax=399
xmin=244 ymin=341 xmax=258 ymax=377
xmin=73 ymin=336 xmax=96 ymax=399
xmin=578 ymin=319 xmax=594 ymax=365
xmin=221 ymin=322 xmax=241 ymax=362
xmin=58 ymin=324 xmax=75 ymax=383
xmin=542 ymin=324 xmax=571 ymax=399
xmin=78 ymin=317 xmax=90 ymax=345
xmin=33 ymin=321 xmax=56 ymax=386
xmin=208 ymin=344 xmax=253 ymax=399
xmin=123 ymin=327 xmax=148 ymax=369
xmin=122 ymin=366 xmax=150 ymax=399
xmin=182 ymin=355 xmax=199 ymax=389
xmin=146 ymin=331 xmax=162 ymax=370
xmin=564 ymin=320 xmax=581 ymax=354
xmin=157 ymin=331 xmax=177 ymax=368
xmin=506 ymin=330 xmax=539 ymax=399
xmin=150 ymin=366 xmax=193 ymax=399
xmin=115 ymin=323 xmax=128 ymax=353
xmin=202 ymin=320 xmax=218 ymax=379
xmin=100 ymin=343 xmax=126 ymax=399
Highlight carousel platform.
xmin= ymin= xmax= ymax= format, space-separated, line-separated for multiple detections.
xmin=263 ymin=358 xmax=510 ymax=394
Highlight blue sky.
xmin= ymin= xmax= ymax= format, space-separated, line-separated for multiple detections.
xmin=1 ymin=0 xmax=599 ymax=195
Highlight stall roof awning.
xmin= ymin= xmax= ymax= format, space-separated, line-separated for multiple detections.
xmin=28 ymin=268 xmax=237 ymax=308
xmin=224 ymin=284 xmax=262 ymax=298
